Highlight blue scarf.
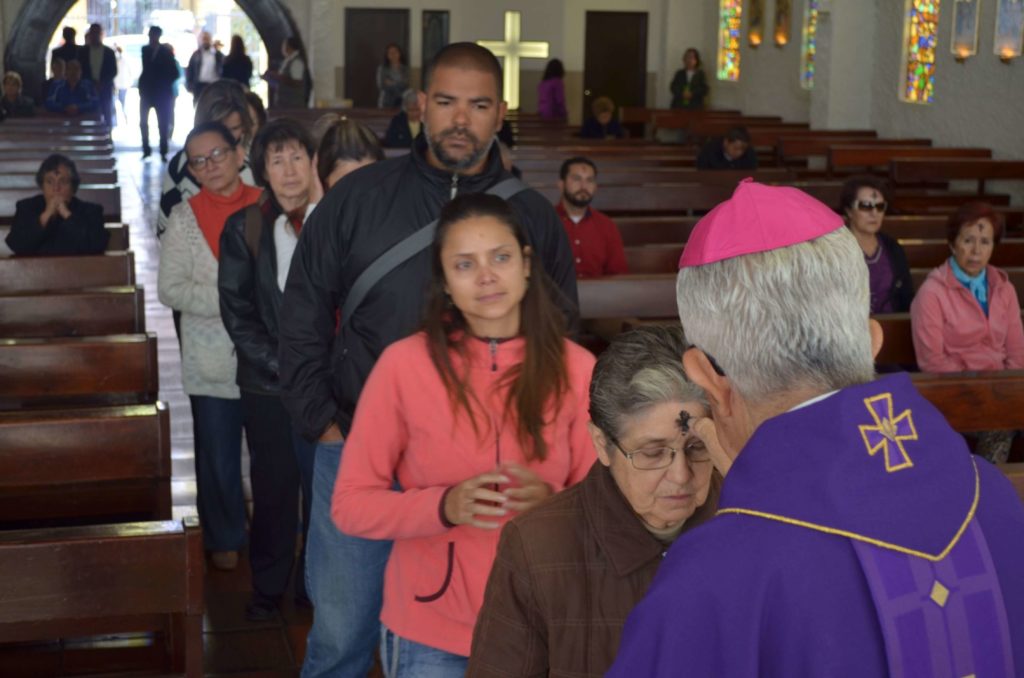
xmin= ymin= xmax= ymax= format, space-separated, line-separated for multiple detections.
xmin=949 ymin=256 xmax=989 ymax=316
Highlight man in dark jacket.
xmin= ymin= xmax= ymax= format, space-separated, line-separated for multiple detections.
xmin=78 ymin=24 xmax=118 ymax=126
xmin=51 ymin=26 xmax=79 ymax=66
xmin=139 ymin=26 xmax=180 ymax=160
xmin=186 ymin=31 xmax=224 ymax=104
xmin=278 ymin=42 xmax=578 ymax=678
xmin=696 ymin=125 xmax=759 ymax=170
xmin=219 ymin=118 xmax=321 ymax=623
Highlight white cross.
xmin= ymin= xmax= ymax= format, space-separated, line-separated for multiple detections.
xmin=477 ymin=11 xmax=550 ymax=110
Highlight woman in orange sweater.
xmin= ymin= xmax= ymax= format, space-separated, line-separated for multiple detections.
xmin=333 ymin=193 xmax=596 ymax=676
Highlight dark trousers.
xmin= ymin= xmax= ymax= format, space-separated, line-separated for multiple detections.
xmin=241 ymin=391 xmax=314 ymax=601
xmin=191 ymin=394 xmax=247 ymax=551
xmin=140 ymin=91 xmax=174 ymax=155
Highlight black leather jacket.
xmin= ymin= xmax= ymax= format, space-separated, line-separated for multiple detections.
xmin=218 ymin=193 xmax=288 ymax=395
xmin=279 ymin=137 xmax=579 ymax=441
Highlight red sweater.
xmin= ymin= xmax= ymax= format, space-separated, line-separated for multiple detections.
xmin=556 ymin=203 xmax=629 ymax=277
xmin=333 ymin=332 xmax=596 ymax=656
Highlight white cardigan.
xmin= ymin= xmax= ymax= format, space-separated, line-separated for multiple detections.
xmin=158 ymin=200 xmax=240 ymax=399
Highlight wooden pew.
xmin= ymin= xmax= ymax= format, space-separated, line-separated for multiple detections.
xmin=912 ymin=369 xmax=1024 ymax=432
xmin=2 ymin=158 xmax=116 ymax=173
xmin=0 ymin=333 xmax=159 ymax=409
xmin=0 ymin=517 xmax=202 ymax=677
xmin=828 ymin=146 xmax=992 ymax=175
xmin=579 ymin=274 xmax=678 ymax=319
xmin=0 ymin=252 xmax=135 ymax=293
xmin=0 ymin=173 xmax=117 ymax=189
xmin=524 ymin=168 xmax=796 ymax=186
xmin=0 ymin=286 xmax=145 ymax=338
xmin=0 ymin=403 xmax=170 ymax=527
xmin=901 ymin=238 xmax=1024 ymax=269
xmin=778 ymin=137 xmax=931 ymax=166
xmin=890 ymin=158 xmax=1024 ymax=194
xmin=0 ymin=222 xmax=129 ymax=254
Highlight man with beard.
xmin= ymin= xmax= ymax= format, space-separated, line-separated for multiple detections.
xmin=555 ymin=156 xmax=628 ymax=277
xmin=278 ymin=42 xmax=577 ymax=678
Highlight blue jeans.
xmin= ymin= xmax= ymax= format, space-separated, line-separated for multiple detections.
xmin=301 ymin=440 xmax=392 ymax=678
xmin=380 ymin=626 xmax=468 ymax=678
xmin=190 ymin=395 xmax=246 ymax=552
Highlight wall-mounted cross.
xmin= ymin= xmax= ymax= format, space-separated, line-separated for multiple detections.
xmin=477 ymin=11 xmax=550 ymax=110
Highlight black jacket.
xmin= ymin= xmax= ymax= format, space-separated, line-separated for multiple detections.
xmin=185 ymin=48 xmax=224 ymax=93
xmin=383 ymin=111 xmax=420 ymax=148
xmin=6 ymin=195 xmax=108 ymax=256
xmin=669 ymin=68 xmax=709 ymax=109
xmin=696 ymin=138 xmax=759 ymax=170
xmin=139 ymin=43 xmax=180 ymax=97
xmin=78 ymin=44 xmax=118 ymax=89
xmin=279 ymin=136 xmax=579 ymax=441
xmin=876 ymin=231 xmax=915 ymax=312
xmin=218 ymin=194 xmax=286 ymax=395
xmin=222 ymin=54 xmax=254 ymax=87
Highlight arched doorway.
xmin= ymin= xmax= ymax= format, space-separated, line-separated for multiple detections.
xmin=3 ymin=0 xmax=309 ymax=106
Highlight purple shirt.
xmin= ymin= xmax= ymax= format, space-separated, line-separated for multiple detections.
xmin=867 ymin=243 xmax=896 ymax=314
xmin=537 ymin=78 xmax=566 ymax=119
xmin=608 ymin=373 xmax=1024 ymax=677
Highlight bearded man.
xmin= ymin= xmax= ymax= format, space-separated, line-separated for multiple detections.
xmin=278 ymin=42 xmax=577 ymax=678
xmin=608 ymin=179 xmax=1024 ymax=676
xmin=555 ymin=156 xmax=628 ymax=277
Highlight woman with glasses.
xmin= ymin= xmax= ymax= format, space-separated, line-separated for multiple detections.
xmin=839 ymin=175 xmax=914 ymax=313
xmin=159 ymin=120 xmax=262 ymax=571
xmin=332 ymin=193 xmax=596 ymax=676
xmin=911 ymin=202 xmax=1024 ymax=462
xmin=467 ymin=324 xmax=719 ymax=678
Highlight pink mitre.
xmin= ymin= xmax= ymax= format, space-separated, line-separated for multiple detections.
xmin=679 ymin=178 xmax=845 ymax=268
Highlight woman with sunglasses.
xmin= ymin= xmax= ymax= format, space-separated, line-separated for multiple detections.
xmin=838 ymin=175 xmax=914 ymax=313
xmin=159 ymin=120 xmax=262 ymax=571
xmin=468 ymin=324 xmax=719 ymax=677
xmin=333 ymin=193 xmax=596 ymax=675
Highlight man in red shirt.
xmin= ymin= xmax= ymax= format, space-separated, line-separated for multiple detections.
xmin=555 ymin=156 xmax=629 ymax=277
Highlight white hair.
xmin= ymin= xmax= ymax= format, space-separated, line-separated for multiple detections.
xmin=676 ymin=227 xmax=874 ymax=402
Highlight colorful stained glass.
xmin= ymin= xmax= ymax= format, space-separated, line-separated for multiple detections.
xmin=800 ymin=0 xmax=819 ymax=89
xmin=718 ymin=0 xmax=743 ymax=81
xmin=902 ymin=0 xmax=941 ymax=104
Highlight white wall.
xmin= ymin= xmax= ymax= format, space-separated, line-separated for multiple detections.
xmin=871 ymin=0 xmax=1024 ymax=159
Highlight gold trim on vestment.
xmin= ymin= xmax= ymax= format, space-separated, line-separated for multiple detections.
xmin=716 ymin=458 xmax=980 ymax=562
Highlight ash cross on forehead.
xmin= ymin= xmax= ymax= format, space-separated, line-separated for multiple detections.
xmin=477 ymin=10 xmax=549 ymax=111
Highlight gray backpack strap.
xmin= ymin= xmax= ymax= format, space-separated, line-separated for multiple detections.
xmin=339 ymin=177 xmax=527 ymax=327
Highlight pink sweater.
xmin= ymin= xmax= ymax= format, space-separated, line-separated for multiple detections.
xmin=333 ymin=332 xmax=596 ymax=656
xmin=910 ymin=260 xmax=1024 ymax=372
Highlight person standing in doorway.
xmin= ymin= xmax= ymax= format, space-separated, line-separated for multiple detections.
xmin=222 ymin=35 xmax=254 ymax=89
xmin=187 ymin=31 xmax=223 ymax=104
xmin=265 ymin=37 xmax=308 ymax=108
xmin=79 ymin=24 xmax=117 ymax=127
xmin=376 ymin=43 xmax=408 ymax=108
xmin=139 ymin=26 xmax=180 ymax=161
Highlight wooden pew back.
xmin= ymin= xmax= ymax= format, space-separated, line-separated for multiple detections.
xmin=0 ymin=252 xmax=135 ymax=293
xmin=0 ymin=286 xmax=145 ymax=338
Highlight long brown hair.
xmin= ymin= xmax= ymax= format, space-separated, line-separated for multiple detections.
xmin=423 ymin=193 xmax=569 ymax=461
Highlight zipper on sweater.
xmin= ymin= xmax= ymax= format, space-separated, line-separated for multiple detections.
xmin=489 ymin=338 xmax=498 ymax=372
xmin=450 ymin=173 xmax=459 ymax=199
xmin=490 ymin=338 xmax=501 ymax=489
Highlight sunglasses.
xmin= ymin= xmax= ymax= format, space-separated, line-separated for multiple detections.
xmin=855 ymin=201 xmax=887 ymax=213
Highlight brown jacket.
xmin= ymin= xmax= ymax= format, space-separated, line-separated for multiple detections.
xmin=467 ymin=460 xmax=719 ymax=677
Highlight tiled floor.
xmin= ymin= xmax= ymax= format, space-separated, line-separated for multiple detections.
xmin=117 ymin=142 xmax=312 ymax=677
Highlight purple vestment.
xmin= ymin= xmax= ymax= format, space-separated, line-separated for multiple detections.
xmin=607 ymin=373 xmax=1024 ymax=677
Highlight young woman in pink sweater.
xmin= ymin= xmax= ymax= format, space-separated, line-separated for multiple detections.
xmin=333 ymin=193 xmax=596 ymax=676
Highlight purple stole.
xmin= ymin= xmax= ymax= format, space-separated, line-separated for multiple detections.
xmin=853 ymin=517 xmax=1014 ymax=677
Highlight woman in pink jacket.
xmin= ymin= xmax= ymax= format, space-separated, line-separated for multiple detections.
xmin=333 ymin=193 xmax=596 ymax=676
xmin=911 ymin=202 xmax=1024 ymax=461
xmin=537 ymin=59 xmax=567 ymax=120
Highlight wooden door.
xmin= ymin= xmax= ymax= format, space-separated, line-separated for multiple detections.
xmin=344 ymin=8 xmax=410 ymax=107
xmin=583 ymin=11 xmax=648 ymax=120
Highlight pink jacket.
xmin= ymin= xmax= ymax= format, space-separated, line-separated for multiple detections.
xmin=333 ymin=332 xmax=596 ymax=656
xmin=910 ymin=260 xmax=1024 ymax=372
xmin=537 ymin=77 xmax=567 ymax=119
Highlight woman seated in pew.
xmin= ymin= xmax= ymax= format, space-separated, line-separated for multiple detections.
xmin=911 ymin=202 xmax=1024 ymax=463
xmin=159 ymin=121 xmax=263 ymax=571
xmin=316 ymin=116 xmax=385 ymax=189
xmin=580 ymin=96 xmax=625 ymax=140
xmin=839 ymin=175 xmax=914 ymax=313
xmin=383 ymin=88 xmax=424 ymax=148
xmin=333 ymin=193 xmax=597 ymax=675
xmin=5 ymin=154 xmax=109 ymax=256
xmin=1 ymin=71 xmax=36 ymax=118
xmin=467 ymin=324 xmax=719 ymax=677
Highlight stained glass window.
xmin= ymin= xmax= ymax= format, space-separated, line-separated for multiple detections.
xmin=800 ymin=0 xmax=819 ymax=89
xmin=901 ymin=0 xmax=941 ymax=104
xmin=717 ymin=0 xmax=742 ymax=81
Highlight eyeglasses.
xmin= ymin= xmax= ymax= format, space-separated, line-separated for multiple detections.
xmin=855 ymin=201 xmax=887 ymax=213
xmin=188 ymin=145 xmax=235 ymax=171
xmin=607 ymin=430 xmax=712 ymax=471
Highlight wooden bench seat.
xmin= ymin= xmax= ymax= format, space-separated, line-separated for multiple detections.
xmin=525 ymin=167 xmax=796 ymax=186
xmin=0 ymin=517 xmax=202 ymax=676
xmin=0 ymin=222 xmax=129 ymax=254
xmin=890 ymin=158 xmax=1024 ymax=193
xmin=0 ymin=173 xmax=117 ymax=189
xmin=0 ymin=333 xmax=159 ymax=409
xmin=828 ymin=146 xmax=992 ymax=174
xmin=0 ymin=285 xmax=145 ymax=338
xmin=778 ymin=137 xmax=931 ymax=165
xmin=0 ymin=403 xmax=170 ymax=527
xmin=2 ymin=158 xmax=116 ymax=173
xmin=0 ymin=252 xmax=134 ymax=293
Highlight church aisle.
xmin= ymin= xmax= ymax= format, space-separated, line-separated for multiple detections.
xmin=118 ymin=149 xmax=309 ymax=676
